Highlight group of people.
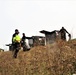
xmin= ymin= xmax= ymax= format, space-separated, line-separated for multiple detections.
xmin=12 ymin=29 xmax=30 ymax=58
xmin=11 ymin=27 xmax=71 ymax=58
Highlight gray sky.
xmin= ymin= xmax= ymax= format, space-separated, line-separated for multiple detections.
xmin=0 ymin=0 xmax=76 ymax=50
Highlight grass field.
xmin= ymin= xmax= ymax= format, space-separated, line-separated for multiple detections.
xmin=0 ymin=40 xmax=76 ymax=75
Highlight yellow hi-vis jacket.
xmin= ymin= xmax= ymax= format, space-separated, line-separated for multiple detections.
xmin=13 ymin=35 xmax=21 ymax=43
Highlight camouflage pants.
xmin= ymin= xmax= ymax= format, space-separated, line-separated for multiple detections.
xmin=12 ymin=42 xmax=21 ymax=58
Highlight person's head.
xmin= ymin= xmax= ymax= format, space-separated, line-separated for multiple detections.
xmin=62 ymin=27 xmax=64 ymax=29
xmin=15 ymin=29 xmax=19 ymax=34
xmin=22 ymin=33 xmax=25 ymax=36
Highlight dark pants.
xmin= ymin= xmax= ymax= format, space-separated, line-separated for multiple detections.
xmin=21 ymin=42 xmax=27 ymax=51
xmin=12 ymin=42 xmax=21 ymax=58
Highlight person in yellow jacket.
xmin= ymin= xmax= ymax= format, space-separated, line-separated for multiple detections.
xmin=13 ymin=34 xmax=21 ymax=43
xmin=12 ymin=29 xmax=21 ymax=58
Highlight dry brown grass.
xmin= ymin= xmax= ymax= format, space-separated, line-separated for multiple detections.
xmin=0 ymin=39 xmax=76 ymax=75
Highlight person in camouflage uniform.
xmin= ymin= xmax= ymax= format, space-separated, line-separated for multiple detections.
xmin=59 ymin=27 xmax=71 ymax=41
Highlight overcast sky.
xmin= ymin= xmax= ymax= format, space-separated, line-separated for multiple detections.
xmin=0 ymin=0 xmax=76 ymax=50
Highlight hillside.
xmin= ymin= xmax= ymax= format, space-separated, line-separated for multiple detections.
xmin=0 ymin=40 xmax=76 ymax=75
